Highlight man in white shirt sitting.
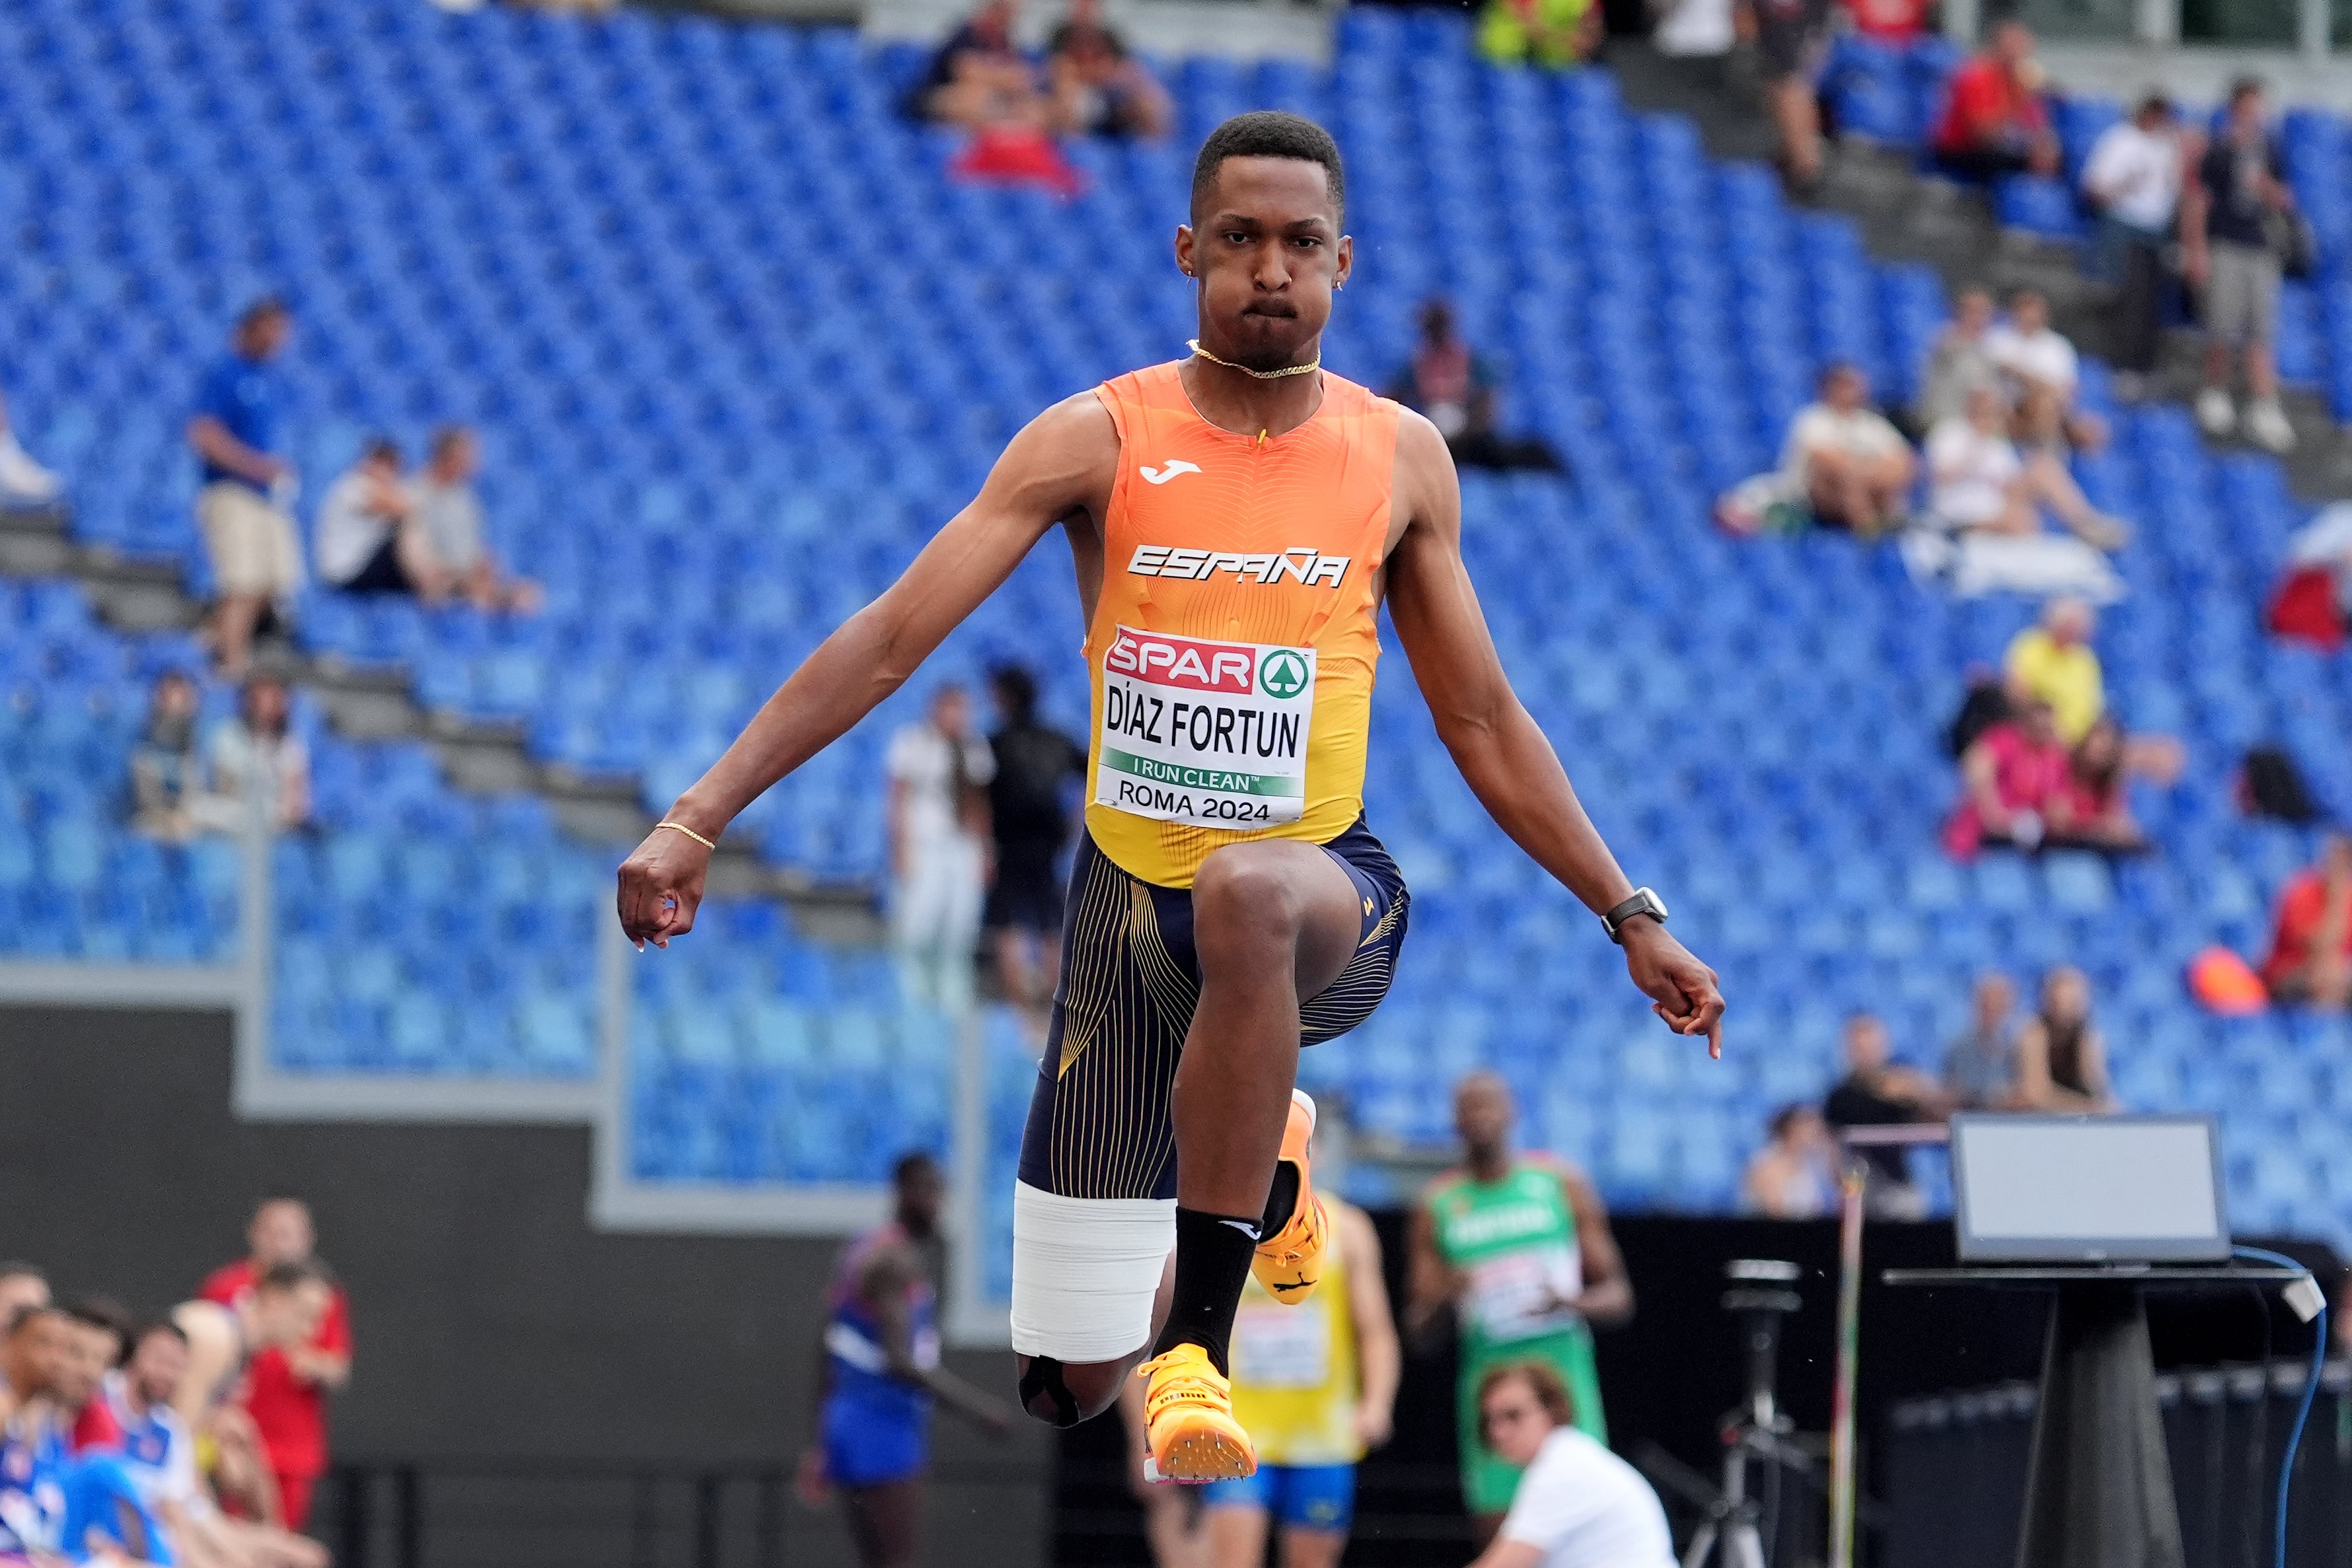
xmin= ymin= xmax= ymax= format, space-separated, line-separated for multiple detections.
xmin=1466 ymin=1361 xmax=1676 ymax=1568
xmin=313 ymin=438 xmax=450 ymax=600
xmin=1985 ymin=289 xmax=2106 ymax=452
xmin=1779 ymin=362 xmax=1916 ymax=540
xmin=2082 ymin=93 xmax=2193 ymax=394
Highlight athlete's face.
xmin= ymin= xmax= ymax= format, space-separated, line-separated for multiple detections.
xmin=128 ymin=1331 xmax=187 ymax=1409
xmin=1177 ymin=157 xmax=1350 ymax=374
xmin=1453 ymin=1074 xmax=1514 ymax=1155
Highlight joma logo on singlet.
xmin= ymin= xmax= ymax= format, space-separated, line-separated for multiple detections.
xmin=1446 ymin=1203 xmax=1558 ymax=1248
xmin=1128 ymin=545 xmax=1350 ymax=587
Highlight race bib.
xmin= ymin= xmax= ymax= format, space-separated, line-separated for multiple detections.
xmin=1230 ymin=1299 xmax=1331 ymax=1388
xmin=1465 ymin=1244 xmax=1584 ymax=1343
xmin=1095 ymin=625 xmax=1314 ymax=827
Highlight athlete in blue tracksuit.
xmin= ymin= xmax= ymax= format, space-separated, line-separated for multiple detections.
xmin=800 ymin=1153 xmax=1013 ymax=1568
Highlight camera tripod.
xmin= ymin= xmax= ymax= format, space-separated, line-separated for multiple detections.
xmin=1683 ymin=1260 xmax=1810 ymax=1568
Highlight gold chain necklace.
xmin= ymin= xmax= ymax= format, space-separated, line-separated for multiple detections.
xmin=1187 ymin=339 xmax=1321 ymax=380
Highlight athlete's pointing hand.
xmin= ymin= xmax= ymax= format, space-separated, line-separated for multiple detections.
xmin=1619 ymin=919 xmax=1726 ymax=1059
xmin=616 ymin=820 xmax=712 ymax=950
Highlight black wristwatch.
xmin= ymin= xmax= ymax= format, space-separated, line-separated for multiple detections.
xmin=1601 ymin=888 xmax=1669 ymax=944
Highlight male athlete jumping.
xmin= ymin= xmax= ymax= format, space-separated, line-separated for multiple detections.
xmin=617 ymin=111 xmax=1724 ymax=1483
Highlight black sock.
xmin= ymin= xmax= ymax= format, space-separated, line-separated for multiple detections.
xmin=1151 ymin=1207 xmax=1260 ymax=1376
xmin=1259 ymin=1161 xmax=1300 ymax=1240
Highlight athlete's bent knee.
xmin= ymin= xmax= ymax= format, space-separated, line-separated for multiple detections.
xmin=1015 ymin=1351 xmax=1138 ymax=1427
xmin=1191 ymin=846 xmax=1309 ymax=950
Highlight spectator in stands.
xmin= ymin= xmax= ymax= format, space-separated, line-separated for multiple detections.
xmin=2186 ymin=77 xmax=2298 ymax=453
xmin=2260 ymin=833 xmax=2352 ymax=1007
xmin=1477 ymin=0 xmax=1602 ymax=69
xmin=2082 ymin=92 xmax=2193 ymax=395
xmin=0 ymin=390 xmax=62 ymax=512
xmin=2011 ymin=966 xmax=2115 ymax=1111
xmin=188 ymin=299 xmax=301 ymax=680
xmin=1047 ymin=0 xmax=1170 ymax=139
xmin=207 ymin=674 xmax=312 ymax=834
xmin=1922 ymin=383 xmax=2031 ymax=536
xmin=199 ymin=1199 xmax=351 ymax=1536
xmin=1921 ymin=380 xmax=2127 ymax=575
xmin=411 ymin=426 xmax=543 ymax=616
xmin=983 ymin=665 xmax=1083 ymax=1020
xmin=1987 ymin=289 xmax=2106 ymax=452
xmin=0 ymin=1262 xmax=48 ymax=1328
xmin=1779 ymin=363 xmax=1915 ymax=538
xmin=1929 ymin=20 xmax=2057 ymax=182
xmin=1822 ymin=1013 xmax=1949 ymax=1219
xmin=1944 ymin=970 xmax=2018 ymax=1109
xmin=1391 ymin=301 xmax=1564 ymax=474
xmin=316 ymin=438 xmax=449 ymax=600
xmin=129 ymin=670 xmax=211 ymax=843
xmin=1740 ymin=1104 xmax=1838 ymax=1218
xmin=2049 ymin=715 xmax=2149 ymax=853
xmin=1944 ymin=694 xmax=2071 ymax=857
xmin=2003 ymin=596 xmax=2101 ymax=744
xmin=1915 ymin=285 xmax=2002 ymax=431
xmin=886 ymin=684 xmax=995 ymax=1014
xmin=1466 ymin=1362 xmax=1678 ymax=1568
xmin=1749 ymin=0 xmax=1831 ymax=190
xmin=2267 ymin=501 xmax=2352 ymax=650
xmin=920 ymin=0 xmax=1047 ymax=129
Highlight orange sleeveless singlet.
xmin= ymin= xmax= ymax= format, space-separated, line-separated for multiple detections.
xmin=1084 ymin=361 xmax=1400 ymax=889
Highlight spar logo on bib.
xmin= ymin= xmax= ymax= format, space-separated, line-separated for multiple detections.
xmin=1096 ymin=626 xmax=1317 ymax=827
xmin=1259 ymin=649 xmax=1309 ymax=699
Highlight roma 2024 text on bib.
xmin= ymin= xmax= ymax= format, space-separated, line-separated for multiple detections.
xmin=1094 ymin=624 xmax=1316 ymax=827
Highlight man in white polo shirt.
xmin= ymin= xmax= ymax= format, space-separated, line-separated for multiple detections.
xmin=1466 ymin=1361 xmax=1676 ymax=1568
xmin=2082 ymin=93 xmax=2190 ymax=394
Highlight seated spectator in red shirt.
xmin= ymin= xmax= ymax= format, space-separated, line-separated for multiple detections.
xmin=1944 ymin=694 xmax=2071 ymax=857
xmin=2045 ymin=715 xmax=2148 ymax=853
xmin=2261 ymin=833 xmax=2352 ymax=1007
xmin=1930 ymin=20 xmax=2058 ymax=182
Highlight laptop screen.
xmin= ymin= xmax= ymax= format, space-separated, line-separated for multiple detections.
xmin=1952 ymin=1114 xmax=2230 ymax=1263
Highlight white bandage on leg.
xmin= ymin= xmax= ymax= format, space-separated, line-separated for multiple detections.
xmin=1009 ymin=1181 xmax=1176 ymax=1363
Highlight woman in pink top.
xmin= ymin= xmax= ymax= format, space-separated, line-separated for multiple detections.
xmin=1944 ymin=696 xmax=2073 ymax=857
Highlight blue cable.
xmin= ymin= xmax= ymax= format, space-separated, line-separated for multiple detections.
xmin=2232 ymin=1244 xmax=2330 ymax=1568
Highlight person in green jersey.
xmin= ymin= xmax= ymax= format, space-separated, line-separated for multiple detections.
xmin=1406 ymin=1070 xmax=1633 ymax=1542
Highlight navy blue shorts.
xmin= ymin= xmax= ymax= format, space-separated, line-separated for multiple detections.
xmin=1016 ymin=816 xmax=1409 ymax=1202
xmin=821 ymin=1390 xmax=928 ymax=1488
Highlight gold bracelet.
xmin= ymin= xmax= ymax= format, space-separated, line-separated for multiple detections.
xmin=655 ymin=820 xmax=717 ymax=851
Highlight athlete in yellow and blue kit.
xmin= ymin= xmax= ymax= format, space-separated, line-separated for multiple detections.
xmin=1202 ymin=1192 xmax=1398 ymax=1568
xmin=618 ymin=110 xmax=1725 ymax=1482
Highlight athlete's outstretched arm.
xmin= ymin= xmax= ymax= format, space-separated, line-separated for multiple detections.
xmin=1383 ymin=412 xmax=1724 ymax=1055
xmin=617 ymin=394 xmax=1115 ymax=945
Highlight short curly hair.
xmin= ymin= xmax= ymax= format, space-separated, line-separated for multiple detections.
xmin=1191 ymin=111 xmax=1344 ymax=223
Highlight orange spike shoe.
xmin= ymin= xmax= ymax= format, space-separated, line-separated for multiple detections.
xmin=1251 ymin=1088 xmax=1328 ymax=1306
xmin=1136 ymin=1343 xmax=1257 ymax=1483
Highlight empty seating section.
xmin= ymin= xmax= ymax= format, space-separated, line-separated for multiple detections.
xmin=1821 ymin=34 xmax=2351 ymax=415
xmin=3 ymin=0 xmax=2350 ymax=1239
